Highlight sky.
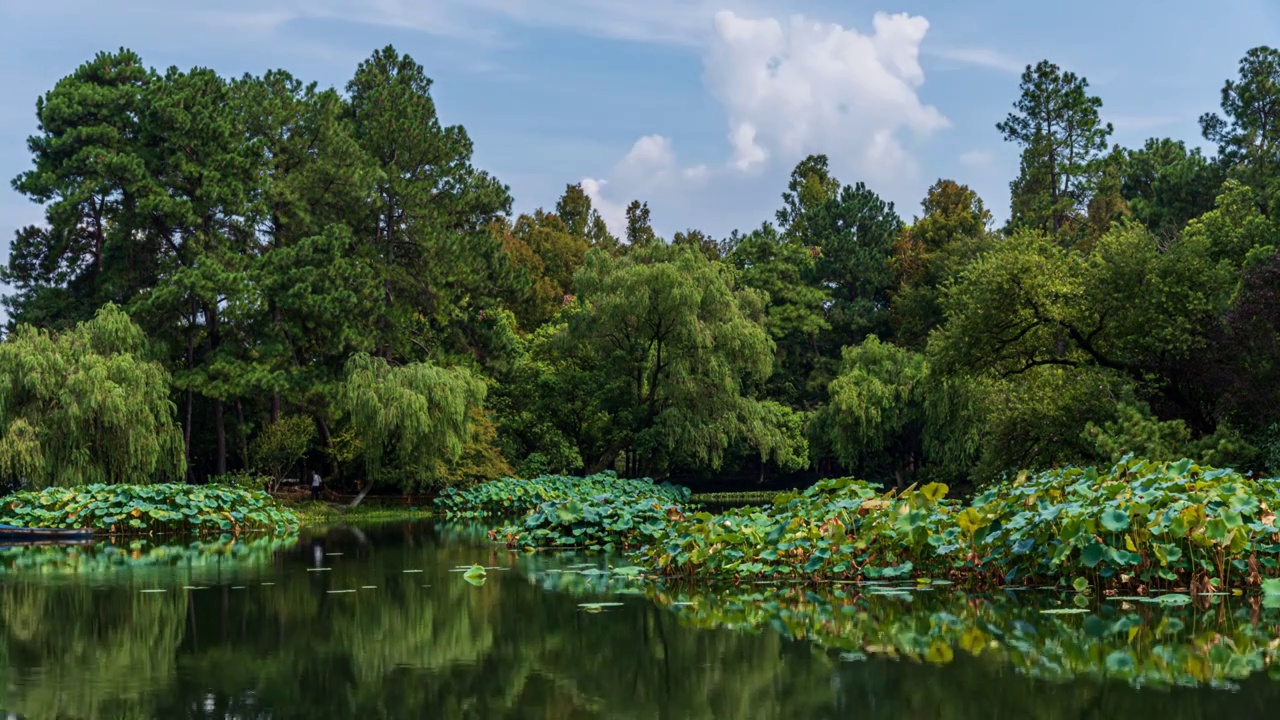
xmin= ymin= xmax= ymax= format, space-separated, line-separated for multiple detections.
xmin=1 ymin=0 xmax=1278 ymax=319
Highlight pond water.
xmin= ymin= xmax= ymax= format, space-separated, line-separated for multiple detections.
xmin=0 ymin=522 xmax=1277 ymax=719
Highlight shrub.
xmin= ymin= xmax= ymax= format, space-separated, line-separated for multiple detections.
xmin=249 ymin=415 xmax=315 ymax=491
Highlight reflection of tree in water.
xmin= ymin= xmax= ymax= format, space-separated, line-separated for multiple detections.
xmin=0 ymin=582 xmax=188 ymax=719
xmin=4 ymin=525 xmax=1280 ymax=718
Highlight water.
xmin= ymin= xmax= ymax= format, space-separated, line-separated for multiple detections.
xmin=0 ymin=522 xmax=1276 ymax=718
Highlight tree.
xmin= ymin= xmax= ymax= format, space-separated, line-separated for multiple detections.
xmin=493 ymin=211 xmax=588 ymax=329
xmin=1119 ymin=138 xmax=1227 ymax=240
xmin=726 ymin=222 xmax=829 ymax=406
xmin=623 ymin=200 xmax=658 ymax=248
xmin=3 ymin=49 xmax=154 ymax=329
xmin=248 ymin=415 xmax=315 ymax=491
xmin=1201 ymin=46 xmax=1280 ymax=212
xmin=335 ymin=353 xmax=486 ymax=506
xmin=774 ymin=156 xmax=902 ymax=360
xmin=0 ymin=304 xmax=185 ymax=487
xmin=822 ymin=336 xmax=929 ymax=488
xmin=555 ymin=183 xmax=617 ymax=250
xmin=672 ymin=228 xmax=721 ymax=260
xmin=345 ymin=45 xmax=512 ymax=362
xmin=556 ymin=244 xmax=800 ymax=476
xmin=998 ymin=60 xmax=1113 ymax=238
xmin=805 ymin=181 xmax=903 ymax=355
xmin=890 ymin=180 xmax=993 ymax=347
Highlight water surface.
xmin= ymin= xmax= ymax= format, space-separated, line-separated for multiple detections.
xmin=0 ymin=522 xmax=1276 ymax=718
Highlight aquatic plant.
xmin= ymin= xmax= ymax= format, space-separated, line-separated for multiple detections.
xmin=644 ymin=457 xmax=1280 ymax=591
xmin=434 ymin=472 xmax=690 ymax=519
xmin=640 ymin=476 xmax=961 ymax=581
xmin=966 ymin=455 xmax=1280 ymax=590
xmin=492 ymin=493 xmax=681 ymax=552
xmin=0 ymin=483 xmax=298 ymax=535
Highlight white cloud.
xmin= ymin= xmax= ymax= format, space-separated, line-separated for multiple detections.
xmin=959 ymin=149 xmax=993 ymax=168
xmin=928 ymin=47 xmax=1024 ymax=74
xmin=682 ymin=164 xmax=709 ymax=180
xmin=577 ymin=8 xmax=955 ymax=240
xmin=581 ymin=134 xmax=711 ymax=238
xmin=579 ymin=177 xmax=628 ymax=239
xmin=703 ymin=10 xmax=949 ymax=185
xmin=616 ymin=134 xmax=677 ymax=179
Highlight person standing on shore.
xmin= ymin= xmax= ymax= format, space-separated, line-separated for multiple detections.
xmin=310 ymin=470 xmax=322 ymax=501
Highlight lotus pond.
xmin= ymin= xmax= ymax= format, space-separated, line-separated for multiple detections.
xmin=0 ymin=521 xmax=1278 ymax=718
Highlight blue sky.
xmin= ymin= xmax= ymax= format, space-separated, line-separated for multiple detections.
xmin=1 ymin=0 xmax=1278 ymax=318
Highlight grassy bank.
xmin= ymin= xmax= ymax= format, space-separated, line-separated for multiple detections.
xmin=287 ymin=500 xmax=431 ymax=527
xmin=442 ymin=459 xmax=1280 ymax=593
xmin=690 ymin=491 xmax=780 ymax=504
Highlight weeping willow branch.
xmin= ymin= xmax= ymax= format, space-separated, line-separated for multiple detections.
xmin=0 ymin=304 xmax=186 ymax=487
xmin=335 ymin=353 xmax=485 ymax=506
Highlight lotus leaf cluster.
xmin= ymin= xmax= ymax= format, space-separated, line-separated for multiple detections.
xmin=640 ymin=477 xmax=959 ymax=580
xmin=492 ymin=493 xmax=682 ymax=552
xmin=966 ymin=456 xmax=1280 ymax=589
xmin=434 ymin=472 xmax=690 ymax=519
xmin=0 ymin=483 xmax=298 ymax=535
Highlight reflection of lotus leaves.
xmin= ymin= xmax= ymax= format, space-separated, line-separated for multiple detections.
xmin=517 ymin=550 xmax=1280 ymax=691
xmin=0 ymin=534 xmax=300 ymax=577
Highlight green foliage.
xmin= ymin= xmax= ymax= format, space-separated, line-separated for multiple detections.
xmin=0 ymin=483 xmax=298 ymax=534
xmin=642 ymin=477 xmax=956 ymax=580
xmin=635 ymin=457 xmax=1280 ymax=592
xmin=212 ymin=470 xmax=271 ymax=492
xmin=965 ymin=457 xmax=1280 ymax=588
xmin=0 ymin=304 xmax=185 ymax=487
xmin=248 ymin=415 xmax=315 ymax=490
xmin=493 ymin=491 xmax=682 ymax=553
xmin=823 ymin=336 xmax=929 ymax=486
xmin=1119 ymin=138 xmax=1227 ymax=240
xmin=1201 ymin=46 xmax=1280 ymax=210
xmin=690 ymin=491 xmax=780 ymax=503
xmin=0 ymin=534 xmax=295 ymax=576
xmin=999 ymin=60 xmax=1113 ymax=238
xmin=545 ymin=243 xmax=790 ymax=476
xmin=1083 ymin=403 xmax=1254 ymax=468
xmin=434 ymin=472 xmax=690 ymax=519
xmin=337 ymin=353 xmax=486 ymax=495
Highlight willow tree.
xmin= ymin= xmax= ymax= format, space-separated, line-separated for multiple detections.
xmin=561 ymin=243 xmax=806 ymax=477
xmin=336 ymin=353 xmax=486 ymax=505
xmin=0 ymin=304 xmax=185 ymax=487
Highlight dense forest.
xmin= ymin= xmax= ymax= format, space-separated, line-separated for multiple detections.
xmin=2 ymin=44 xmax=1279 ymax=497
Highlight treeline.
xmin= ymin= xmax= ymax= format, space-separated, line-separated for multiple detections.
xmin=2 ymin=45 xmax=1279 ymax=494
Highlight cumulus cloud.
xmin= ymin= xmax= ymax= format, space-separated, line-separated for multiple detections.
xmin=703 ymin=10 xmax=949 ymax=182
xmin=579 ymin=133 xmax=712 ymax=238
xmin=579 ymin=178 xmax=628 ymax=239
xmin=581 ymin=9 xmax=954 ymax=239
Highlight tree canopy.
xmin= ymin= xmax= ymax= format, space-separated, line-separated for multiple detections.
xmin=5 ymin=43 xmax=1280 ymax=494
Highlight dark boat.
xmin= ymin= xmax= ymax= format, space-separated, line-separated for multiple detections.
xmin=0 ymin=524 xmax=93 ymax=541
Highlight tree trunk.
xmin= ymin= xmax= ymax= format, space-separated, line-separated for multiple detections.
xmin=214 ymin=399 xmax=227 ymax=477
xmin=184 ymin=304 xmax=195 ymax=483
xmin=347 ymin=481 xmax=374 ymax=509
xmin=315 ymin=416 xmax=337 ymax=480
xmin=270 ymin=300 xmax=282 ymax=424
xmin=235 ymin=400 xmax=248 ymax=470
